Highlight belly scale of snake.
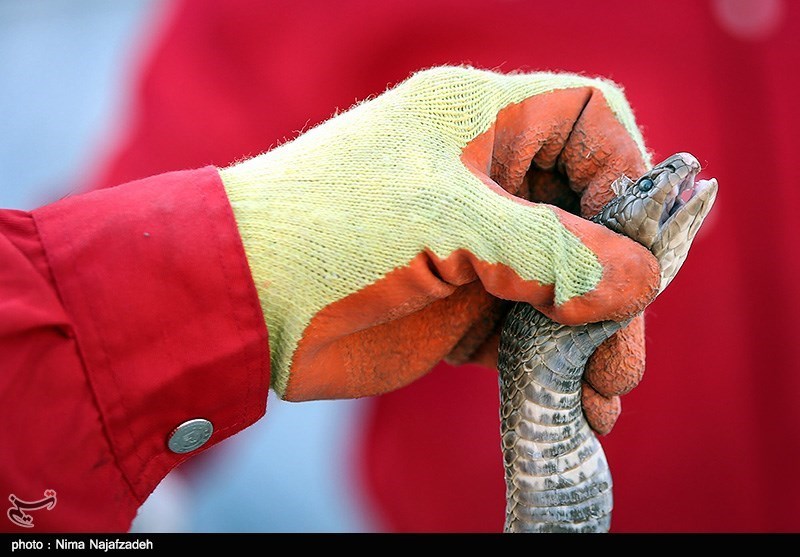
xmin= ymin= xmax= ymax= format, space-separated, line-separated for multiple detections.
xmin=498 ymin=153 xmax=717 ymax=533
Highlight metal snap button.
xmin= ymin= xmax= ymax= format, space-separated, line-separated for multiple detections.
xmin=168 ymin=418 xmax=213 ymax=454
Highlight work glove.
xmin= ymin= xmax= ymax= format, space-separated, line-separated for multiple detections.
xmin=220 ymin=66 xmax=659 ymax=433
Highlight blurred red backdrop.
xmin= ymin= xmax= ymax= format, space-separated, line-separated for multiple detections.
xmin=88 ymin=0 xmax=800 ymax=532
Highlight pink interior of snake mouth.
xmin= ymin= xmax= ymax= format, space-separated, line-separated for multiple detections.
xmin=678 ymin=180 xmax=696 ymax=203
xmin=661 ymin=174 xmax=694 ymax=223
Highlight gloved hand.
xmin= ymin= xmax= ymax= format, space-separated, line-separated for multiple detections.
xmin=220 ymin=66 xmax=659 ymax=433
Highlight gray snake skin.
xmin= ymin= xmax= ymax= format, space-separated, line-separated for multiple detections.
xmin=498 ymin=153 xmax=718 ymax=533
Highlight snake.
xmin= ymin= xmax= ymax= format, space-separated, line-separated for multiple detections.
xmin=497 ymin=152 xmax=718 ymax=533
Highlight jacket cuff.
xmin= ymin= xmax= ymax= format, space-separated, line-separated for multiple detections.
xmin=33 ymin=166 xmax=270 ymax=502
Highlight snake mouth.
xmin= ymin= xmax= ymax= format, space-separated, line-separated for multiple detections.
xmin=651 ymin=156 xmax=718 ymax=292
xmin=673 ymin=176 xmax=718 ymax=228
xmin=658 ymin=153 xmax=702 ymax=228
xmin=660 ymin=175 xmax=718 ymax=235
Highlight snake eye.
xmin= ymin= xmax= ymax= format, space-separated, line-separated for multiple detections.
xmin=638 ymin=177 xmax=654 ymax=192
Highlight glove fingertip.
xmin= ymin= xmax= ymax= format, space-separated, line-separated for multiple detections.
xmin=585 ymin=314 xmax=646 ymax=396
xmin=581 ymin=383 xmax=621 ymax=436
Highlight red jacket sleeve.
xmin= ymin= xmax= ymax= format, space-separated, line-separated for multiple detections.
xmin=0 ymin=167 xmax=270 ymax=532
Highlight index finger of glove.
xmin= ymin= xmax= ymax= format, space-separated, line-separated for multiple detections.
xmin=559 ymin=84 xmax=651 ymax=218
xmin=484 ymin=79 xmax=650 ymax=218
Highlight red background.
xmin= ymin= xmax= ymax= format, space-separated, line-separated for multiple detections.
xmin=89 ymin=0 xmax=800 ymax=532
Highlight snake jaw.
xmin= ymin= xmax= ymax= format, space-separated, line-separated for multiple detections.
xmin=652 ymin=175 xmax=718 ymax=292
xmin=647 ymin=153 xmax=717 ymax=293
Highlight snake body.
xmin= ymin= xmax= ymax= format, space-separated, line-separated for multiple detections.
xmin=498 ymin=153 xmax=717 ymax=533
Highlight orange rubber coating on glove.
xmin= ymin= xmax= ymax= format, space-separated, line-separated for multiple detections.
xmin=581 ymin=382 xmax=622 ymax=436
xmin=586 ymin=313 xmax=647 ymax=397
xmin=477 ymin=87 xmax=652 ymax=423
xmin=283 ymin=88 xmax=659 ymax=402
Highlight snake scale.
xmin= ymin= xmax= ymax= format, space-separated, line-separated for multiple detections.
xmin=498 ymin=153 xmax=718 ymax=533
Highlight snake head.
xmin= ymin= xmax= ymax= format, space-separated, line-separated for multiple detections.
xmin=596 ymin=152 xmax=718 ymax=293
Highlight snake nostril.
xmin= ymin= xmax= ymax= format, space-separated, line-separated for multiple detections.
xmin=665 ymin=164 xmax=677 ymax=172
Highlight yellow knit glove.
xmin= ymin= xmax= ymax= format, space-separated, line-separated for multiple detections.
xmin=220 ymin=66 xmax=659 ymax=402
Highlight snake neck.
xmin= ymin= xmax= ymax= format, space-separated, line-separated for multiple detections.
xmin=498 ymin=304 xmax=624 ymax=533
